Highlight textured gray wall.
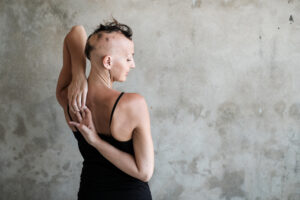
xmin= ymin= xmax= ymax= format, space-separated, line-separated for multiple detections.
xmin=0 ymin=0 xmax=300 ymax=199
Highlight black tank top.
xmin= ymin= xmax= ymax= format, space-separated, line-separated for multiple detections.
xmin=67 ymin=92 xmax=152 ymax=200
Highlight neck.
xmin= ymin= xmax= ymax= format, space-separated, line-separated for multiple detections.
xmin=88 ymin=64 xmax=113 ymax=89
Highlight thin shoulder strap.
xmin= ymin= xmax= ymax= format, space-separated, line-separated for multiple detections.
xmin=109 ymin=92 xmax=125 ymax=127
xmin=67 ymin=104 xmax=80 ymax=132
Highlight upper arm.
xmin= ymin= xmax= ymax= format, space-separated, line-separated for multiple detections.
xmin=56 ymin=25 xmax=86 ymax=107
xmin=56 ymin=25 xmax=87 ymax=131
xmin=130 ymin=94 xmax=154 ymax=181
xmin=65 ymin=25 xmax=87 ymax=71
xmin=56 ymin=86 xmax=78 ymax=132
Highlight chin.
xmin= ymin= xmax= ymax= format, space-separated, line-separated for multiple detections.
xmin=118 ymin=78 xmax=126 ymax=82
xmin=116 ymin=75 xmax=127 ymax=82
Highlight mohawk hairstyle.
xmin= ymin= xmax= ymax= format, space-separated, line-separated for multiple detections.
xmin=84 ymin=18 xmax=133 ymax=60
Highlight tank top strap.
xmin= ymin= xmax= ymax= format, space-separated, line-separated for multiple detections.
xmin=67 ymin=104 xmax=80 ymax=132
xmin=109 ymin=92 xmax=125 ymax=127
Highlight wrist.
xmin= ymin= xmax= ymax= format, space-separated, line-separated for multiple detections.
xmin=72 ymin=72 xmax=86 ymax=81
xmin=91 ymin=137 xmax=103 ymax=148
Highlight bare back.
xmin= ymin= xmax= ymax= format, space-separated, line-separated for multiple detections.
xmin=64 ymin=84 xmax=154 ymax=181
xmin=80 ymin=87 xmax=135 ymax=142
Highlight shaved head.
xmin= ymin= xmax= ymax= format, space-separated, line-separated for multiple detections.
xmin=88 ymin=31 xmax=132 ymax=61
xmin=85 ymin=19 xmax=135 ymax=87
xmin=84 ymin=19 xmax=132 ymax=60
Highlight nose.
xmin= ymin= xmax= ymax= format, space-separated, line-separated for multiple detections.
xmin=131 ymin=60 xmax=135 ymax=69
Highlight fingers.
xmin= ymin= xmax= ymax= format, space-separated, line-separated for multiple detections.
xmin=81 ymin=107 xmax=85 ymax=119
xmin=75 ymin=111 xmax=83 ymax=122
xmin=82 ymin=89 xmax=87 ymax=109
xmin=84 ymin=106 xmax=91 ymax=113
xmin=68 ymin=91 xmax=75 ymax=113
xmin=69 ymin=121 xmax=80 ymax=130
xmin=71 ymin=94 xmax=79 ymax=112
xmin=69 ymin=121 xmax=79 ymax=126
xmin=77 ymin=94 xmax=82 ymax=110
xmin=69 ymin=93 xmax=83 ymax=113
xmin=83 ymin=107 xmax=92 ymax=119
xmin=69 ymin=121 xmax=90 ymax=133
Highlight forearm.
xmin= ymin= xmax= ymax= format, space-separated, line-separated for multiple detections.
xmin=56 ymin=26 xmax=87 ymax=103
xmin=72 ymin=64 xmax=86 ymax=80
xmin=92 ymin=139 xmax=148 ymax=182
xmin=71 ymin=53 xmax=86 ymax=80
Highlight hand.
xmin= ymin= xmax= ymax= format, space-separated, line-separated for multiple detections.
xmin=68 ymin=106 xmax=100 ymax=146
xmin=68 ymin=75 xmax=88 ymax=113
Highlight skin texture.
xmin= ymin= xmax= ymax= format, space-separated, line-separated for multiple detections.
xmin=88 ymin=31 xmax=135 ymax=87
xmin=56 ymin=25 xmax=88 ymax=114
xmin=56 ymin=25 xmax=154 ymax=182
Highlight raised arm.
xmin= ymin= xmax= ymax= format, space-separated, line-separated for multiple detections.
xmin=56 ymin=25 xmax=87 ymax=112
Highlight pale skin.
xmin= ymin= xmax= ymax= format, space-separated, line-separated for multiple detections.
xmin=56 ymin=25 xmax=154 ymax=182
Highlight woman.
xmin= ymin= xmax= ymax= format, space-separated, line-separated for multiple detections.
xmin=56 ymin=19 xmax=154 ymax=200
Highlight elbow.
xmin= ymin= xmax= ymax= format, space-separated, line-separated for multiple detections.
xmin=68 ymin=25 xmax=86 ymax=39
xmin=140 ymin=170 xmax=153 ymax=182
xmin=56 ymin=90 xmax=63 ymax=106
xmin=56 ymin=86 xmax=66 ymax=106
xmin=56 ymin=86 xmax=62 ymax=102
xmin=56 ymin=90 xmax=61 ymax=102
xmin=70 ymin=25 xmax=85 ymax=33
xmin=142 ymin=174 xmax=152 ymax=182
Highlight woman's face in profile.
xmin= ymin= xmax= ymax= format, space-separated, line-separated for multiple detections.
xmin=111 ymin=39 xmax=135 ymax=82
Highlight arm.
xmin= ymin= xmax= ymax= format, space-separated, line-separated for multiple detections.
xmin=56 ymin=25 xmax=87 ymax=111
xmin=69 ymin=94 xmax=155 ymax=182
xmin=92 ymin=94 xmax=154 ymax=182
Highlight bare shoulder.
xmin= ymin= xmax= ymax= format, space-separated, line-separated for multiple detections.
xmin=124 ymin=92 xmax=147 ymax=103
xmin=122 ymin=92 xmax=150 ymax=132
xmin=123 ymin=92 xmax=148 ymax=114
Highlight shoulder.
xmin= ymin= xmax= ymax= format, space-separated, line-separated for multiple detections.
xmin=124 ymin=92 xmax=146 ymax=102
xmin=120 ymin=92 xmax=149 ymax=119
xmin=122 ymin=92 xmax=148 ymax=111
xmin=122 ymin=93 xmax=149 ymax=126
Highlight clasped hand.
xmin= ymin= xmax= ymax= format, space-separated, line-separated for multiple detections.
xmin=68 ymin=106 xmax=100 ymax=146
xmin=68 ymin=75 xmax=88 ymax=113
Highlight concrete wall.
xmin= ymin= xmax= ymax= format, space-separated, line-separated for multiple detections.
xmin=0 ymin=0 xmax=299 ymax=199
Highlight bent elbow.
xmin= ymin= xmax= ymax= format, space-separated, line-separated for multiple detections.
xmin=55 ymin=88 xmax=61 ymax=102
xmin=56 ymin=90 xmax=63 ymax=106
xmin=68 ymin=25 xmax=86 ymax=38
xmin=140 ymin=170 xmax=153 ymax=182
xmin=70 ymin=25 xmax=85 ymax=32
xmin=143 ymin=174 xmax=152 ymax=182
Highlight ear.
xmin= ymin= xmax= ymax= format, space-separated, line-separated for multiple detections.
xmin=102 ymin=55 xmax=112 ymax=70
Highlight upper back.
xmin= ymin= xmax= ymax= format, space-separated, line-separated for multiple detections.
xmin=85 ymin=89 xmax=138 ymax=142
xmin=66 ymin=85 xmax=147 ymax=142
